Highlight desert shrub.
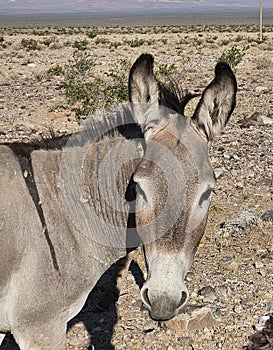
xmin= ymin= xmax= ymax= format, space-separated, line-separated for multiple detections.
xmin=87 ymin=30 xmax=97 ymax=39
xmin=156 ymin=62 xmax=178 ymax=80
xmin=205 ymin=37 xmax=214 ymax=44
xmin=56 ymin=27 xmax=68 ymax=35
xmin=31 ymin=29 xmax=50 ymax=36
xmin=95 ymin=37 xmax=109 ymax=45
xmin=63 ymin=50 xmax=129 ymax=118
xmin=41 ymin=37 xmax=57 ymax=47
xmin=193 ymin=37 xmax=203 ymax=46
xmin=103 ymin=59 xmax=130 ymax=104
xmin=247 ymin=35 xmax=267 ymax=44
xmin=0 ymin=36 xmax=7 ymax=48
xmin=68 ymin=50 xmax=95 ymax=75
xmin=109 ymin=41 xmax=123 ymax=49
xmin=21 ymin=38 xmax=40 ymax=50
xmin=47 ymin=64 xmax=65 ymax=76
xmin=63 ymin=51 xmax=180 ymax=119
xmin=126 ymin=38 xmax=146 ymax=47
xmin=220 ymin=39 xmax=231 ymax=46
xmin=72 ymin=39 xmax=88 ymax=50
xmin=218 ymin=46 xmax=248 ymax=69
xmin=235 ymin=35 xmax=245 ymax=42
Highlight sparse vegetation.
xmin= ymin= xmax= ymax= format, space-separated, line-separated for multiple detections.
xmin=0 ymin=36 xmax=7 ymax=48
xmin=47 ymin=64 xmax=65 ymax=77
xmin=0 ymin=23 xmax=272 ymax=120
xmin=126 ymin=38 xmax=146 ymax=47
xmin=72 ymin=39 xmax=89 ymax=50
xmin=41 ymin=37 xmax=57 ymax=47
xmin=21 ymin=38 xmax=40 ymax=50
xmin=218 ymin=45 xmax=248 ymax=69
xmin=63 ymin=50 xmax=129 ymax=118
xmin=86 ymin=30 xmax=97 ymax=39
xmin=95 ymin=37 xmax=109 ymax=45
xmin=109 ymin=41 xmax=122 ymax=49
xmin=156 ymin=62 xmax=178 ymax=79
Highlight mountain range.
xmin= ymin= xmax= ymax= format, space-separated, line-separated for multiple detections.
xmin=1 ymin=0 xmax=271 ymax=15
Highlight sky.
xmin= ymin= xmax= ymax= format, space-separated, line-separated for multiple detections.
xmin=0 ymin=0 xmax=272 ymax=14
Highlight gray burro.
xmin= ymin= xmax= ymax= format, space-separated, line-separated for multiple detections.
xmin=0 ymin=53 xmax=237 ymax=349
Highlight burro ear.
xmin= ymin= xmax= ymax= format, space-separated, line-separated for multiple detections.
xmin=192 ymin=62 xmax=237 ymax=141
xmin=129 ymin=54 xmax=160 ymax=125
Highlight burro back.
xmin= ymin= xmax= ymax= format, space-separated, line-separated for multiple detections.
xmin=0 ymin=53 xmax=237 ymax=349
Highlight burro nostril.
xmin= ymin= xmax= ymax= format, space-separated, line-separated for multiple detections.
xmin=178 ymin=290 xmax=189 ymax=309
xmin=141 ymin=287 xmax=152 ymax=310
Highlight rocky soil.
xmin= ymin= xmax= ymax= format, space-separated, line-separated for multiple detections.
xmin=0 ymin=24 xmax=272 ymax=350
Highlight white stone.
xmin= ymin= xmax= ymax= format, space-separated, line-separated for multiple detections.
xmin=258 ymin=115 xmax=273 ymax=125
xmin=214 ymin=168 xmax=224 ymax=178
xmin=255 ymin=86 xmax=268 ymax=93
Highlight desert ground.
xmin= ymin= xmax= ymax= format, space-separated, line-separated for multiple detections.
xmin=0 ymin=24 xmax=272 ymax=350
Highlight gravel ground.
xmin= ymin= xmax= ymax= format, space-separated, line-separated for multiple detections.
xmin=0 ymin=24 xmax=272 ymax=350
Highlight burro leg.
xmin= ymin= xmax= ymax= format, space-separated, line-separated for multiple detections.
xmin=13 ymin=321 xmax=67 ymax=350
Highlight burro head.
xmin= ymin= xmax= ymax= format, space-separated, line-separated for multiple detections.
xmin=129 ymin=54 xmax=237 ymax=321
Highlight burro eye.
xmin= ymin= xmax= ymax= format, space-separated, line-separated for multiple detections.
xmin=198 ymin=186 xmax=215 ymax=208
xmin=185 ymin=184 xmax=214 ymax=234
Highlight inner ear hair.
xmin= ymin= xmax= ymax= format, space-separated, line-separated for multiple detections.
xmin=192 ymin=61 xmax=237 ymax=141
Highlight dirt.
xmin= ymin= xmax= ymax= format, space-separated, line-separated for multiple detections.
xmin=0 ymin=24 xmax=272 ymax=350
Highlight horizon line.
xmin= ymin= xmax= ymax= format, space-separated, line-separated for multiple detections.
xmin=1 ymin=6 xmax=273 ymax=15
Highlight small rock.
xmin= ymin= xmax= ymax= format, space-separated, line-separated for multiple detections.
xmin=239 ymin=112 xmax=259 ymax=127
xmin=164 ymin=306 xmax=216 ymax=334
xmin=214 ymin=168 xmax=224 ymax=178
xmin=258 ymin=178 xmax=273 ymax=186
xmin=254 ymin=261 xmax=264 ymax=269
xmin=198 ymin=286 xmax=215 ymax=296
xmin=143 ymin=320 xmax=158 ymax=332
xmin=236 ymin=182 xmax=244 ymax=189
xmin=224 ymin=211 xmax=257 ymax=230
xmin=185 ymin=272 xmax=194 ymax=282
xmin=258 ymin=115 xmax=273 ymax=125
xmin=261 ymin=210 xmax=273 ymax=222
xmin=189 ymin=307 xmax=217 ymax=332
xmin=234 ymin=303 xmax=243 ymax=314
xmin=224 ymin=260 xmax=239 ymax=271
xmin=216 ymin=285 xmax=232 ymax=298
xmin=255 ymin=315 xmax=270 ymax=331
xmin=255 ymin=86 xmax=268 ymax=93
xmin=198 ymin=286 xmax=217 ymax=303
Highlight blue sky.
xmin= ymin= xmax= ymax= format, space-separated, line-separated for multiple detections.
xmin=1 ymin=0 xmax=272 ymax=13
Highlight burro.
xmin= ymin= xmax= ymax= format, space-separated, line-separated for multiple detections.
xmin=0 ymin=53 xmax=237 ymax=349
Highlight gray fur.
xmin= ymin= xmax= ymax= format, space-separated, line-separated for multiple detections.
xmin=129 ymin=54 xmax=237 ymax=321
xmin=0 ymin=54 xmax=237 ymax=348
